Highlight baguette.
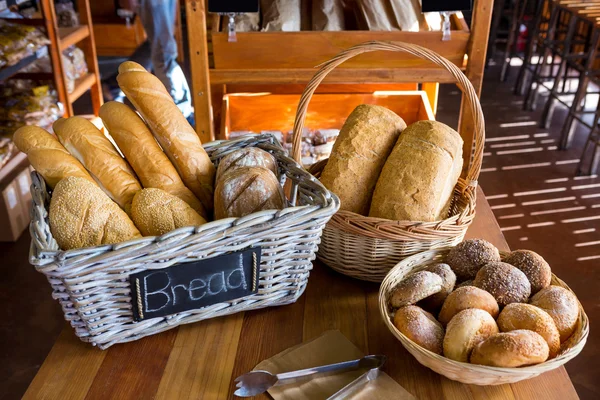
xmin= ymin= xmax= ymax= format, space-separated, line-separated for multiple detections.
xmin=99 ymin=101 xmax=206 ymax=218
xmin=53 ymin=116 xmax=142 ymax=214
xmin=13 ymin=125 xmax=95 ymax=188
xmin=117 ymin=61 xmax=215 ymax=213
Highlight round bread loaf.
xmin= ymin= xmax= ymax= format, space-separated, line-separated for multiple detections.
xmin=443 ymin=308 xmax=498 ymax=362
xmin=131 ymin=188 xmax=207 ymax=236
xmin=393 ymin=305 xmax=444 ymax=354
xmin=470 ymin=330 xmax=550 ymax=367
xmin=438 ymin=286 xmax=499 ymax=326
xmin=214 ymin=167 xmax=285 ymax=220
xmin=446 ymin=239 xmax=501 ymax=281
xmin=390 ymin=271 xmax=443 ymax=308
xmin=504 ymin=250 xmax=551 ymax=294
xmin=530 ymin=286 xmax=579 ymax=342
xmin=497 ymin=303 xmax=561 ymax=358
xmin=216 ymin=147 xmax=278 ymax=181
xmin=420 ymin=263 xmax=457 ymax=310
xmin=473 ymin=262 xmax=531 ymax=306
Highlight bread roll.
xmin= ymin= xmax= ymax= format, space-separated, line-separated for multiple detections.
xmin=13 ymin=125 xmax=94 ymax=188
xmin=369 ymin=120 xmax=464 ymax=222
xmin=214 ymin=167 xmax=285 ymax=219
xmin=216 ymin=147 xmax=278 ymax=181
xmin=420 ymin=263 xmax=456 ymax=310
xmin=497 ymin=303 xmax=561 ymax=358
xmin=393 ymin=305 xmax=444 ymax=354
xmin=470 ymin=330 xmax=549 ymax=367
xmin=438 ymin=286 xmax=499 ymax=326
xmin=389 ymin=271 xmax=443 ymax=308
xmin=446 ymin=239 xmax=501 ymax=281
xmin=49 ymin=177 xmax=141 ymax=250
xmin=99 ymin=101 xmax=206 ymax=218
xmin=504 ymin=249 xmax=551 ymax=294
xmin=473 ymin=262 xmax=531 ymax=306
xmin=319 ymin=105 xmax=406 ymax=215
xmin=443 ymin=308 xmax=498 ymax=362
xmin=131 ymin=188 xmax=207 ymax=236
xmin=53 ymin=117 xmax=141 ymax=214
xmin=530 ymin=286 xmax=579 ymax=342
xmin=117 ymin=61 xmax=215 ymax=213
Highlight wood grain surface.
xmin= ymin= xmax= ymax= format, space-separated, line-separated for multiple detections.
xmin=22 ymin=188 xmax=579 ymax=400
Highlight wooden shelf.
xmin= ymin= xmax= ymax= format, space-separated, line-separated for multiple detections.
xmin=68 ymin=73 xmax=96 ymax=103
xmin=0 ymin=152 xmax=27 ymax=185
xmin=59 ymin=25 xmax=90 ymax=51
xmin=0 ymin=46 xmax=48 ymax=81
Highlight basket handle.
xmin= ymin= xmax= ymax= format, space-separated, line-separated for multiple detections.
xmin=291 ymin=41 xmax=484 ymax=186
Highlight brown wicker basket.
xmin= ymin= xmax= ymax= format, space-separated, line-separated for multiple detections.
xmin=294 ymin=41 xmax=484 ymax=282
xmin=378 ymin=248 xmax=589 ymax=385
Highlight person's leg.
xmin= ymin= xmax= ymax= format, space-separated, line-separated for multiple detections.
xmin=140 ymin=0 xmax=192 ymax=117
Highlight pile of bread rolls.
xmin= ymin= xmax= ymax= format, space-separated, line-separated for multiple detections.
xmin=319 ymin=104 xmax=464 ymax=222
xmin=389 ymin=239 xmax=580 ymax=368
xmin=14 ymin=62 xmax=285 ymax=250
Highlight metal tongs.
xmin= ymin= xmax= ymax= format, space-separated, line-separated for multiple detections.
xmin=234 ymin=354 xmax=386 ymax=399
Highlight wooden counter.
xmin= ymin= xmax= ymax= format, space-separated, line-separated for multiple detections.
xmin=23 ymin=187 xmax=579 ymax=399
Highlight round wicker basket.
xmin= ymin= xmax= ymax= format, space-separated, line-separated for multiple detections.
xmin=293 ymin=41 xmax=484 ymax=282
xmin=378 ymin=248 xmax=589 ymax=385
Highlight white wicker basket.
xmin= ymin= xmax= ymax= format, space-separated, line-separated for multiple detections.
xmin=28 ymin=134 xmax=339 ymax=349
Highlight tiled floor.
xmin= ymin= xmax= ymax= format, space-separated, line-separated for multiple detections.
xmin=0 ymin=63 xmax=598 ymax=399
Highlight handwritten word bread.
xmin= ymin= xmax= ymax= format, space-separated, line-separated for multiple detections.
xmin=216 ymin=147 xmax=278 ymax=181
xmin=470 ymin=330 xmax=549 ymax=367
xmin=13 ymin=125 xmax=94 ymax=188
xmin=443 ymin=308 xmax=498 ymax=362
xmin=49 ymin=177 xmax=141 ymax=250
xmin=53 ymin=117 xmax=141 ymax=215
xmin=99 ymin=101 xmax=206 ymax=218
xmin=420 ymin=263 xmax=456 ymax=310
xmin=369 ymin=121 xmax=463 ymax=222
xmin=214 ymin=166 xmax=285 ymax=219
xmin=319 ymin=104 xmax=406 ymax=214
xmin=117 ymin=61 xmax=215 ymax=213
xmin=131 ymin=188 xmax=206 ymax=236
xmin=389 ymin=271 xmax=443 ymax=308
xmin=446 ymin=239 xmax=501 ymax=281
xmin=473 ymin=262 xmax=531 ymax=306
xmin=504 ymin=250 xmax=551 ymax=294
xmin=438 ymin=286 xmax=499 ymax=326
xmin=393 ymin=305 xmax=444 ymax=355
xmin=530 ymin=286 xmax=579 ymax=342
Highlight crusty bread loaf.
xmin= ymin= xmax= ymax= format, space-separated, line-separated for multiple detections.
xmin=99 ymin=101 xmax=206 ymax=218
xmin=369 ymin=120 xmax=464 ymax=222
xmin=131 ymin=188 xmax=207 ymax=236
xmin=393 ymin=305 xmax=444 ymax=354
xmin=504 ymin=249 xmax=551 ymax=294
xmin=389 ymin=271 xmax=443 ymax=308
xmin=319 ymin=104 xmax=406 ymax=215
xmin=470 ymin=330 xmax=549 ymax=367
xmin=446 ymin=239 xmax=501 ymax=281
xmin=443 ymin=308 xmax=498 ymax=362
xmin=438 ymin=285 xmax=499 ymax=327
xmin=13 ymin=125 xmax=95 ymax=188
xmin=214 ymin=166 xmax=285 ymax=219
xmin=420 ymin=263 xmax=456 ymax=310
xmin=49 ymin=177 xmax=141 ymax=250
xmin=53 ymin=117 xmax=141 ymax=214
xmin=117 ymin=61 xmax=215 ymax=213
xmin=530 ymin=286 xmax=579 ymax=342
xmin=216 ymin=147 xmax=278 ymax=181
xmin=497 ymin=303 xmax=561 ymax=358
xmin=473 ymin=262 xmax=531 ymax=306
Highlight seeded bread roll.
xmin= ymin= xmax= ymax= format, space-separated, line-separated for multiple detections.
xmin=470 ymin=330 xmax=549 ymax=367
xmin=369 ymin=120 xmax=464 ymax=222
xmin=389 ymin=271 xmax=443 ymax=308
xmin=393 ymin=305 xmax=444 ymax=354
xmin=438 ymin=286 xmax=499 ymax=326
xmin=473 ymin=262 xmax=531 ymax=306
xmin=420 ymin=263 xmax=457 ymax=310
xmin=504 ymin=249 xmax=551 ymax=294
xmin=214 ymin=166 xmax=285 ymax=219
xmin=497 ymin=303 xmax=561 ymax=358
xmin=530 ymin=286 xmax=579 ymax=342
xmin=443 ymin=308 xmax=499 ymax=362
xmin=131 ymin=188 xmax=207 ymax=236
xmin=216 ymin=147 xmax=278 ymax=181
xmin=446 ymin=239 xmax=501 ymax=281
xmin=49 ymin=177 xmax=141 ymax=250
xmin=319 ymin=104 xmax=406 ymax=215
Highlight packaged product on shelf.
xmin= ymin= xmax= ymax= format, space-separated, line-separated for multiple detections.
xmin=0 ymin=20 xmax=49 ymax=67
xmin=312 ymin=0 xmax=345 ymax=31
xmin=55 ymin=1 xmax=79 ymax=27
xmin=389 ymin=0 xmax=429 ymax=32
xmin=62 ymin=46 xmax=89 ymax=93
xmin=234 ymin=13 xmax=260 ymax=32
xmin=354 ymin=0 xmax=399 ymax=31
xmin=261 ymin=0 xmax=301 ymax=32
xmin=61 ymin=53 xmax=76 ymax=93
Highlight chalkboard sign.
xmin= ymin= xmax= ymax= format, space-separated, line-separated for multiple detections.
xmin=130 ymin=248 xmax=261 ymax=322
xmin=208 ymin=0 xmax=259 ymax=14
xmin=422 ymin=0 xmax=472 ymax=12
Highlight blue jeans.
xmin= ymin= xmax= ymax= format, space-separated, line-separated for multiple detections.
xmin=140 ymin=0 xmax=192 ymax=118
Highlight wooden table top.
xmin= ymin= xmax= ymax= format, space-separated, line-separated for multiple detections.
xmin=23 ymin=187 xmax=579 ymax=400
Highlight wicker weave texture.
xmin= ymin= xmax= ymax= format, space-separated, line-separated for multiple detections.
xmin=378 ymin=249 xmax=589 ymax=385
xmin=29 ymin=134 xmax=339 ymax=349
